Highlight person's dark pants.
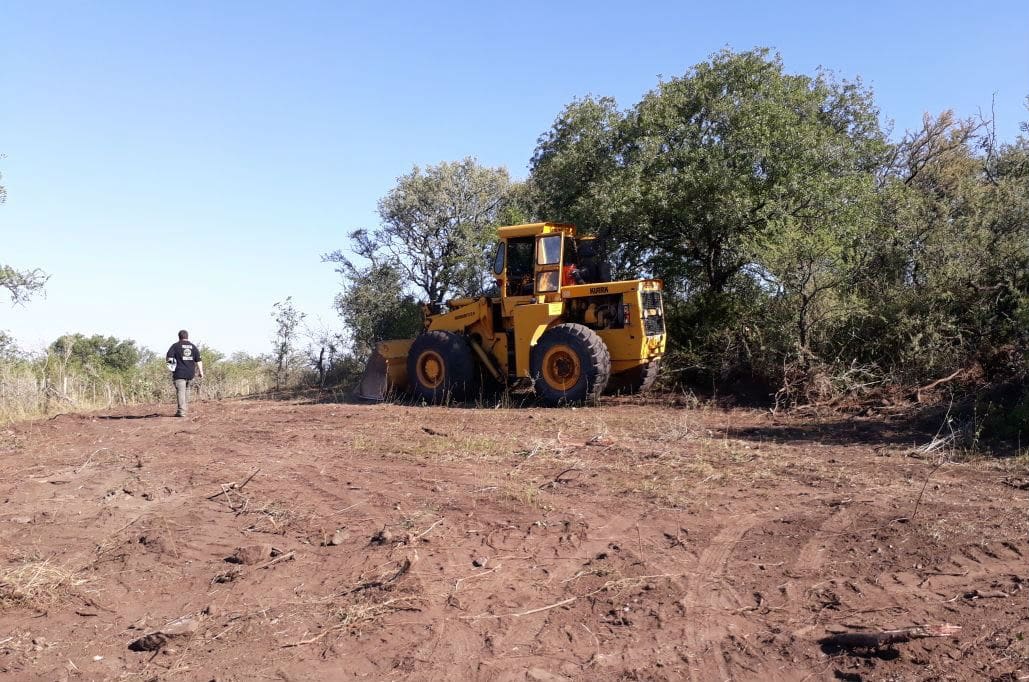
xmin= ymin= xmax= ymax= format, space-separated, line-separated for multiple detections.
xmin=173 ymin=378 xmax=191 ymax=417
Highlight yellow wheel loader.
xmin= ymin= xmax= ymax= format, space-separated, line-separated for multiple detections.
xmin=357 ymin=222 xmax=667 ymax=406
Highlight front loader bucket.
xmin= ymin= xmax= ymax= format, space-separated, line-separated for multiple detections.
xmin=356 ymin=351 xmax=389 ymax=401
xmin=355 ymin=339 xmax=413 ymax=401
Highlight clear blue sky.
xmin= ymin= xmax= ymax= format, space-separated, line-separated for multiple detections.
xmin=2 ymin=1 xmax=1027 ymax=356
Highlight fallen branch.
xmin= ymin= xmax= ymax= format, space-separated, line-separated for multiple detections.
xmin=1001 ymin=478 xmax=1029 ymax=491
xmin=820 ymin=624 xmax=961 ymax=649
xmin=901 ymin=457 xmax=946 ymax=523
xmin=281 ymin=630 xmax=330 ymax=648
xmin=898 ymin=405 xmax=955 ymax=523
xmin=636 ymin=524 xmax=647 ymax=569
xmin=915 ymin=369 xmax=963 ymax=403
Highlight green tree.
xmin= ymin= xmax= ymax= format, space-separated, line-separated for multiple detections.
xmin=48 ymin=334 xmax=144 ymax=375
xmin=1 ymin=265 xmax=49 ymax=304
xmin=271 ymin=297 xmax=306 ymax=389
xmin=496 ymin=179 xmax=537 ymax=226
xmin=833 ymin=111 xmax=1013 ymax=383
xmin=971 ymin=114 xmax=1029 ymax=366
xmin=531 ymin=97 xmax=629 ymax=233
xmin=530 ymin=48 xmax=889 ymax=389
xmin=0 ymin=165 xmax=50 ymax=304
xmin=340 ymin=157 xmax=512 ymax=302
xmin=325 ymin=260 xmax=422 ymax=359
xmin=626 ymin=49 xmax=886 ymax=296
xmin=0 ymin=330 xmax=20 ymax=361
xmin=325 ymin=158 xmax=512 ymax=359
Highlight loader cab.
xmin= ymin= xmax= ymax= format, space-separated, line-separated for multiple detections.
xmin=534 ymin=233 xmax=564 ymax=296
xmin=495 ymin=237 xmax=536 ymax=297
xmin=492 ymin=223 xmax=575 ymax=307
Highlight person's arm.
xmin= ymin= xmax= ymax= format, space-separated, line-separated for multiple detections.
xmin=196 ymin=361 xmax=204 ymax=379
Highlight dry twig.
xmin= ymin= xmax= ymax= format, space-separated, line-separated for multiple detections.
xmin=207 ymin=468 xmax=260 ymax=501
xmin=460 ymin=573 xmax=675 ymax=620
xmin=254 ymin=551 xmax=295 ymax=570
xmin=539 ymin=467 xmax=582 ymax=489
xmin=412 ymin=518 xmax=444 ymax=541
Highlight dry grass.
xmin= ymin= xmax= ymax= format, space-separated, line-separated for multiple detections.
xmin=0 ymin=358 xmax=279 ymax=425
xmin=239 ymin=497 xmax=306 ymax=534
xmin=335 ymin=597 xmax=419 ymax=632
xmin=282 ymin=597 xmax=421 ymax=648
xmin=0 ymin=558 xmax=89 ymax=609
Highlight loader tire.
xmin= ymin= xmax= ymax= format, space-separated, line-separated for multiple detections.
xmin=531 ymin=324 xmax=611 ymax=406
xmin=408 ymin=331 xmax=477 ymax=403
xmin=606 ymin=359 xmax=661 ymax=395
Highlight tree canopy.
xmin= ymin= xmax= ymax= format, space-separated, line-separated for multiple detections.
xmin=528 ymin=48 xmax=1029 ymax=414
xmin=1 ymin=265 xmax=49 ymax=305
xmin=325 ymin=158 xmax=512 ymax=356
xmin=48 ymin=334 xmax=145 ymax=375
xmin=0 ymin=165 xmax=50 ymax=305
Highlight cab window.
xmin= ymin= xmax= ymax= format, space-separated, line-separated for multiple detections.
xmin=537 ymin=235 xmax=562 ymax=265
xmin=506 ymin=237 xmax=535 ymax=296
xmin=536 ymin=270 xmax=559 ymax=293
xmin=492 ymin=242 xmax=505 ymax=275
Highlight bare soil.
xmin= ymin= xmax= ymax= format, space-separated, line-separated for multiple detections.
xmin=0 ymin=396 xmax=1026 ymax=681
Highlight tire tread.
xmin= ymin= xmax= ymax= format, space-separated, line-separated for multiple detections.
xmin=530 ymin=323 xmax=611 ymax=405
xmin=407 ymin=331 xmax=477 ymax=403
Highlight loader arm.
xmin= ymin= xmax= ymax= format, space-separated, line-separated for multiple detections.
xmin=425 ymin=297 xmax=490 ymax=334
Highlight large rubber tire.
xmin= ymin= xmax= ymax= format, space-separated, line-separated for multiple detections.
xmin=407 ymin=331 xmax=477 ymax=403
xmin=606 ymin=359 xmax=662 ymax=395
xmin=530 ymin=323 xmax=611 ymax=406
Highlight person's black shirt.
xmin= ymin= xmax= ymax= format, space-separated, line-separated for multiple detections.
xmin=167 ymin=341 xmax=201 ymax=380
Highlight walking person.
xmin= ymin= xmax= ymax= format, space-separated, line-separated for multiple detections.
xmin=166 ymin=330 xmax=204 ymax=417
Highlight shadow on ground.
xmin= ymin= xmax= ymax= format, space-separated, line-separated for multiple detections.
xmin=721 ymin=415 xmax=941 ymax=448
xmin=94 ymin=413 xmax=163 ymax=420
xmin=720 ymin=405 xmax=1029 ymax=456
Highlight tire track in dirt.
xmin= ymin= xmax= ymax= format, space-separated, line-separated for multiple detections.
xmin=793 ymin=504 xmax=858 ymax=574
xmin=684 ymin=513 xmax=764 ymax=682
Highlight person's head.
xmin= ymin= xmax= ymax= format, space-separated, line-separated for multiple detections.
xmin=178 ymin=330 xmax=189 ymax=340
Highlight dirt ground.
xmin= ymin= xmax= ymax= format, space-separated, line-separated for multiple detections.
xmin=0 ymin=395 xmax=1026 ymax=681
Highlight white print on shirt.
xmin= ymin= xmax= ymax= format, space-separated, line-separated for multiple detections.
xmin=182 ymin=347 xmax=193 ymax=359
